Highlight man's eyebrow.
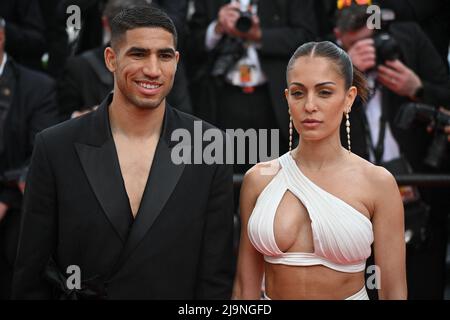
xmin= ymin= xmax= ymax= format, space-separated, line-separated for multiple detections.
xmin=289 ymin=81 xmax=336 ymax=87
xmin=125 ymin=47 xmax=176 ymax=56
xmin=158 ymin=48 xmax=176 ymax=55
xmin=126 ymin=47 xmax=150 ymax=55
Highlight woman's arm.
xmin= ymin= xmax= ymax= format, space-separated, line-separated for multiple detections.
xmin=232 ymin=165 xmax=268 ymax=300
xmin=371 ymin=166 xmax=407 ymax=300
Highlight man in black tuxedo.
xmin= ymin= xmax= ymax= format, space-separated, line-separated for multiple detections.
xmin=12 ymin=6 xmax=235 ymax=299
xmin=0 ymin=17 xmax=59 ymax=299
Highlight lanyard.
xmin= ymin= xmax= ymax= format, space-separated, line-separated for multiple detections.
xmin=361 ymin=84 xmax=388 ymax=165
xmin=362 ymin=110 xmax=387 ymax=165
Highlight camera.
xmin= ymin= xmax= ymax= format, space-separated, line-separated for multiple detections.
xmin=395 ymin=102 xmax=450 ymax=168
xmin=210 ymin=36 xmax=245 ymax=78
xmin=371 ymin=9 xmax=400 ymax=66
xmin=234 ymin=9 xmax=253 ymax=33
xmin=373 ymin=32 xmax=401 ymax=66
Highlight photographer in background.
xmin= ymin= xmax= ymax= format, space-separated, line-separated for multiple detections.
xmin=334 ymin=2 xmax=450 ymax=299
xmin=334 ymin=2 xmax=450 ymax=171
xmin=372 ymin=0 xmax=450 ymax=72
xmin=319 ymin=0 xmax=450 ymax=71
xmin=189 ymin=0 xmax=317 ymax=173
xmin=0 ymin=17 xmax=59 ymax=299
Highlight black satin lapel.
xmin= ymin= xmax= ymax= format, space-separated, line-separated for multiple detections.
xmin=117 ymin=138 xmax=185 ymax=263
xmin=75 ymin=140 xmax=133 ymax=243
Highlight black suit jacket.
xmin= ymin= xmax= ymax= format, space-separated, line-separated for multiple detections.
xmin=341 ymin=22 xmax=450 ymax=172
xmin=0 ymin=58 xmax=59 ymax=299
xmin=189 ymin=0 xmax=318 ymax=140
xmin=0 ymin=58 xmax=59 ymax=208
xmin=11 ymin=94 xmax=235 ymax=299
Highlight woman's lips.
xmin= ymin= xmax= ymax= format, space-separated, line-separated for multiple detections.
xmin=301 ymin=119 xmax=323 ymax=129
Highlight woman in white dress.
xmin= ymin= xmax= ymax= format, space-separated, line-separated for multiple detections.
xmin=233 ymin=41 xmax=407 ymax=300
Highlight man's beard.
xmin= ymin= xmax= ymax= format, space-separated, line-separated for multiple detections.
xmin=128 ymin=94 xmax=164 ymax=109
xmin=122 ymin=86 xmax=166 ymax=110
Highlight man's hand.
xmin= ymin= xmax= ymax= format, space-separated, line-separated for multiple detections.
xmin=377 ymin=60 xmax=422 ymax=98
xmin=0 ymin=202 xmax=8 ymax=223
xmin=216 ymin=3 xmax=261 ymax=42
xmin=347 ymin=38 xmax=376 ymax=72
xmin=216 ymin=3 xmax=241 ymax=36
xmin=241 ymin=14 xmax=261 ymax=42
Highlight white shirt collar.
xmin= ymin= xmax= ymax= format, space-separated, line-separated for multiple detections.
xmin=0 ymin=53 xmax=8 ymax=77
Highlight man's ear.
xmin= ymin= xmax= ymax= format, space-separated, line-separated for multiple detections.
xmin=104 ymin=46 xmax=117 ymax=72
xmin=175 ymin=51 xmax=180 ymax=72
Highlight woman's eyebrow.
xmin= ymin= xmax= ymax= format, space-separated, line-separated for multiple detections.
xmin=289 ymin=81 xmax=336 ymax=87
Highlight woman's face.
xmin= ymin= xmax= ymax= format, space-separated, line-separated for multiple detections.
xmin=285 ymin=56 xmax=356 ymax=142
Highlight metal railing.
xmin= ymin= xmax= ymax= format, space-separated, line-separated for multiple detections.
xmin=233 ymin=173 xmax=450 ymax=188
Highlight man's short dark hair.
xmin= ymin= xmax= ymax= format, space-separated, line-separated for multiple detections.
xmin=110 ymin=6 xmax=177 ymax=49
xmin=335 ymin=4 xmax=370 ymax=33
xmin=104 ymin=0 xmax=149 ymax=26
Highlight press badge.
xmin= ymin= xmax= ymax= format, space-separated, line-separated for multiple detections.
xmin=239 ymin=64 xmax=252 ymax=84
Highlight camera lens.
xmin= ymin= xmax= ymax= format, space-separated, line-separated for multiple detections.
xmin=373 ymin=33 xmax=400 ymax=65
xmin=235 ymin=11 xmax=253 ymax=33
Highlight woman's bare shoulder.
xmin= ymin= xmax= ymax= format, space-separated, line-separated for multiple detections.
xmin=349 ymin=153 xmax=397 ymax=191
xmin=241 ymin=158 xmax=282 ymax=200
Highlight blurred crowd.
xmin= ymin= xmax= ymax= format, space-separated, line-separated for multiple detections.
xmin=0 ymin=0 xmax=450 ymax=300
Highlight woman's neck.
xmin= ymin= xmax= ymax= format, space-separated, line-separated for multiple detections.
xmin=291 ymin=134 xmax=348 ymax=172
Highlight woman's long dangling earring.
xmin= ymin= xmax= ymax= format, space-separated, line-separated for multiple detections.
xmin=289 ymin=116 xmax=293 ymax=152
xmin=345 ymin=111 xmax=351 ymax=153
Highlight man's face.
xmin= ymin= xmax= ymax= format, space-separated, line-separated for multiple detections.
xmin=337 ymin=26 xmax=373 ymax=50
xmin=105 ymin=27 xmax=179 ymax=110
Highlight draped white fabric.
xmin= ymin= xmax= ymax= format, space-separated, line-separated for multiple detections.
xmin=248 ymin=152 xmax=374 ymax=273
